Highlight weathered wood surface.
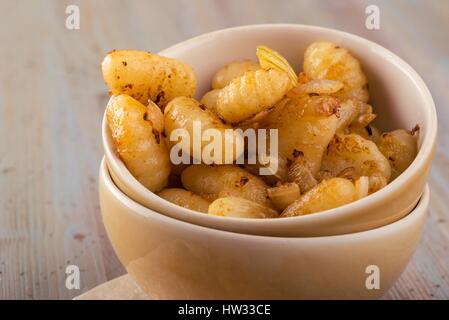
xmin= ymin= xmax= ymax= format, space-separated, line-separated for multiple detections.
xmin=0 ymin=0 xmax=447 ymax=299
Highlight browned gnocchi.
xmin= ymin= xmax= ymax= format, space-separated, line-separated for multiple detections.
xmin=106 ymin=95 xmax=170 ymax=192
xmin=102 ymin=42 xmax=418 ymax=218
xmin=102 ymin=50 xmax=196 ymax=107
xmin=181 ymin=164 xmax=273 ymax=208
xmin=211 ymin=60 xmax=259 ymax=89
xmin=164 ymin=96 xmax=244 ymax=164
xmin=158 ymin=188 xmax=210 ymax=213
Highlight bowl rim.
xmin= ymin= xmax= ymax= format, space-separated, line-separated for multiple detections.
xmin=100 ymin=157 xmax=429 ymax=240
xmin=102 ymin=23 xmax=437 ymax=226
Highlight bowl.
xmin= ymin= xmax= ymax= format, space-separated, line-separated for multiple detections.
xmin=103 ymin=24 xmax=436 ymax=237
xmin=99 ymin=158 xmax=429 ymax=299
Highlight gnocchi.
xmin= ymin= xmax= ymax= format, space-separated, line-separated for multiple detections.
xmin=281 ymin=178 xmax=356 ymax=217
xmin=102 ymin=50 xmax=196 ymax=107
xmin=267 ymin=183 xmax=301 ymax=211
xmin=216 ymin=68 xmax=293 ymax=123
xmin=164 ymin=97 xmax=244 ymax=164
xmin=181 ymin=164 xmax=272 ymax=207
xmin=208 ymin=197 xmax=278 ymax=219
xmin=321 ymin=133 xmax=391 ymax=192
xmin=303 ymin=42 xmax=369 ymax=102
xmin=102 ymin=42 xmax=418 ymax=218
xmin=158 ymin=188 xmax=210 ymax=213
xmin=377 ymin=129 xmax=418 ymax=179
xmin=211 ymin=60 xmax=259 ymax=89
xmin=106 ymin=94 xmax=170 ymax=192
xmin=200 ymin=89 xmax=221 ymax=114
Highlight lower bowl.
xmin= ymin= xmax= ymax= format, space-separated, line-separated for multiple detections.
xmin=99 ymin=158 xmax=429 ymax=299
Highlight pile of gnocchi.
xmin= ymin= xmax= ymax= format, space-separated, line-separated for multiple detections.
xmin=102 ymin=42 xmax=418 ymax=219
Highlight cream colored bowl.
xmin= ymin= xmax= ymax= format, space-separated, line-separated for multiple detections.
xmin=99 ymin=158 xmax=429 ymax=299
xmin=103 ymin=24 xmax=436 ymax=237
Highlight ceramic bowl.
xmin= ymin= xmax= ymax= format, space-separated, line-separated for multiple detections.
xmin=99 ymin=158 xmax=429 ymax=299
xmin=103 ymin=24 xmax=436 ymax=236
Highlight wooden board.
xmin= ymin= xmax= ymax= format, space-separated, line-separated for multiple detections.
xmin=0 ymin=0 xmax=448 ymax=299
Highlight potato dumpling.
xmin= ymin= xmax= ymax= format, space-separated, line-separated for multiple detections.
xmin=144 ymin=99 xmax=164 ymax=132
xmin=164 ymin=97 xmax=244 ymax=164
xmin=321 ymin=133 xmax=391 ymax=186
xmin=377 ymin=129 xmax=418 ymax=179
xmin=200 ymin=89 xmax=221 ymax=114
xmin=281 ymin=178 xmax=356 ymax=217
xmin=208 ymin=197 xmax=278 ymax=219
xmin=216 ymin=68 xmax=293 ymax=123
xmin=211 ymin=60 xmax=259 ymax=89
xmin=267 ymin=183 xmax=301 ymax=211
xmin=107 ymin=94 xmax=170 ymax=192
xmin=303 ymin=42 xmax=369 ymax=102
xmin=288 ymin=79 xmax=344 ymax=97
xmin=262 ymin=95 xmax=340 ymax=175
xmin=354 ymin=176 xmax=370 ymax=200
xmin=158 ymin=188 xmax=210 ymax=213
xmin=349 ymin=124 xmax=380 ymax=142
xmin=102 ymin=50 xmax=196 ymax=107
xmin=181 ymin=164 xmax=272 ymax=207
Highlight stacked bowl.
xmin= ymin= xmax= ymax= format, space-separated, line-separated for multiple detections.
xmin=99 ymin=25 xmax=437 ymax=299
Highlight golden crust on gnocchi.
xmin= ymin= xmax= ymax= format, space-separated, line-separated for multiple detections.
xmin=158 ymin=188 xmax=210 ymax=213
xmin=181 ymin=164 xmax=272 ymax=207
xmin=102 ymin=50 xmax=196 ymax=107
xmin=216 ymin=68 xmax=293 ymax=123
xmin=303 ymin=42 xmax=369 ymax=102
xmin=102 ymin=42 xmax=419 ymax=218
xmin=106 ymin=94 xmax=170 ymax=192
xmin=211 ymin=60 xmax=259 ymax=90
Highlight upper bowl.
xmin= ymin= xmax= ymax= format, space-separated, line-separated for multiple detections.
xmin=103 ymin=24 xmax=437 ymax=237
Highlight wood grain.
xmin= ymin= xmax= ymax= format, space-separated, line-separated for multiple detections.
xmin=0 ymin=0 xmax=448 ymax=299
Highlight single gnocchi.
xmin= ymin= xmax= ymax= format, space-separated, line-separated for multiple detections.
xmin=158 ymin=188 xmax=210 ymax=213
xmin=181 ymin=164 xmax=272 ymax=207
xmin=102 ymin=50 xmax=196 ymax=107
xmin=321 ymin=133 xmax=391 ymax=192
xmin=377 ymin=129 xmax=418 ymax=179
xmin=281 ymin=178 xmax=356 ymax=217
xmin=303 ymin=42 xmax=369 ymax=102
xmin=164 ymin=97 xmax=244 ymax=164
xmin=200 ymin=89 xmax=221 ymax=114
xmin=106 ymin=94 xmax=170 ymax=192
xmin=216 ymin=68 xmax=293 ymax=123
xmin=211 ymin=60 xmax=259 ymax=89
xmin=267 ymin=183 xmax=301 ymax=211
xmin=288 ymin=79 xmax=344 ymax=97
xmin=349 ymin=124 xmax=380 ymax=142
xmin=208 ymin=197 xmax=278 ymax=219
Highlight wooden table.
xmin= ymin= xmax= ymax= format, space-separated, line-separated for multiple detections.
xmin=0 ymin=0 xmax=448 ymax=300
